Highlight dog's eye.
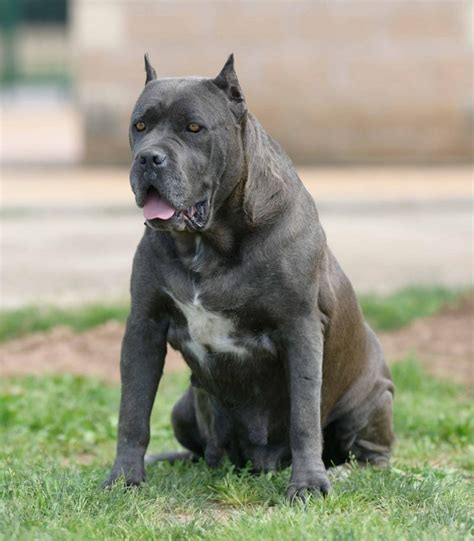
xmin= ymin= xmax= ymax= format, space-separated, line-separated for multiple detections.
xmin=135 ymin=121 xmax=146 ymax=132
xmin=187 ymin=122 xmax=201 ymax=133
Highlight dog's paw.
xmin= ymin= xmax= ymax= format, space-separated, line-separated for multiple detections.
xmin=286 ymin=469 xmax=331 ymax=502
xmin=102 ymin=461 xmax=145 ymax=489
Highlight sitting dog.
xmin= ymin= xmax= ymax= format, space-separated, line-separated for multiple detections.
xmin=104 ymin=55 xmax=394 ymax=500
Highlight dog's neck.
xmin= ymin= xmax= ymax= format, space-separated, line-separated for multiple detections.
xmin=170 ymin=232 xmax=202 ymax=268
xmin=171 ymin=206 xmax=248 ymax=271
xmin=169 ymin=176 xmax=250 ymax=270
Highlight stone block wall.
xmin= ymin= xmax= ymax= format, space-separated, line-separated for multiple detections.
xmin=71 ymin=0 xmax=473 ymax=164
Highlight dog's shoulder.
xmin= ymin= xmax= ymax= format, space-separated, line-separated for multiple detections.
xmin=129 ymin=229 xmax=178 ymax=298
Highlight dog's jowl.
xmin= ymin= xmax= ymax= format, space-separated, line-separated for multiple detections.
xmin=104 ymin=54 xmax=395 ymax=500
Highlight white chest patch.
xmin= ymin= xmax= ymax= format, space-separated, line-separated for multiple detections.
xmin=171 ymin=291 xmax=249 ymax=364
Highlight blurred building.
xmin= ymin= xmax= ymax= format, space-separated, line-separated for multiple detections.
xmin=0 ymin=0 xmax=69 ymax=85
xmin=1 ymin=1 xmax=473 ymax=165
xmin=1 ymin=2 xmax=473 ymax=306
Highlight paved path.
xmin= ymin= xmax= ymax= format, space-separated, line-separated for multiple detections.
xmin=1 ymin=166 xmax=472 ymax=307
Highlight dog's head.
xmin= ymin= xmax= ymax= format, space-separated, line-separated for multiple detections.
xmin=129 ymin=54 xmax=247 ymax=232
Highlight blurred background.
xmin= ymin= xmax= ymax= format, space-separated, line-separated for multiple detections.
xmin=1 ymin=0 xmax=472 ymax=309
xmin=1 ymin=5 xmax=473 ymax=535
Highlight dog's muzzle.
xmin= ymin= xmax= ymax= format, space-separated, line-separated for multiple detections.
xmin=143 ymin=186 xmax=209 ymax=231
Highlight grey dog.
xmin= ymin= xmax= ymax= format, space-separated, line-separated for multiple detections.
xmin=104 ymin=55 xmax=394 ymax=500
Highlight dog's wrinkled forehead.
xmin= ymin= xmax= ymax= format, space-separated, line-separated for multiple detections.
xmin=132 ymin=78 xmax=229 ymax=126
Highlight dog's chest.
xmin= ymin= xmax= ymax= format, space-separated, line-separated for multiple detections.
xmin=176 ymin=292 xmax=247 ymax=361
xmin=168 ymin=290 xmax=274 ymax=365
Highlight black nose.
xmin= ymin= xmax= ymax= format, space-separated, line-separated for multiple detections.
xmin=138 ymin=150 xmax=167 ymax=167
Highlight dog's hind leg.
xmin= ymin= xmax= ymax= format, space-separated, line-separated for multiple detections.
xmin=323 ymin=379 xmax=394 ymax=469
xmin=172 ymin=386 xmax=206 ymax=457
xmin=145 ymin=386 xmax=205 ymax=465
xmin=349 ymin=388 xmax=394 ymax=467
xmin=145 ymin=451 xmax=196 ymax=464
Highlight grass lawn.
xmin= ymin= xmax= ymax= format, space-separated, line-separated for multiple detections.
xmin=1 ymin=359 xmax=473 ymax=540
xmin=0 ymin=286 xmax=464 ymax=342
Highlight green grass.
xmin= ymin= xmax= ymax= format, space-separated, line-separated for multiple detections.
xmin=0 ymin=359 xmax=472 ymax=540
xmin=0 ymin=303 xmax=130 ymax=342
xmin=360 ymin=286 xmax=464 ymax=331
xmin=0 ymin=286 xmax=467 ymax=342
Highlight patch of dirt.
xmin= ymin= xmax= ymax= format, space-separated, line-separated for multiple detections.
xmin=0 ymin=321 xmax=186 ymax=384
xmin=380 ymin=295 xmax=474 ymax=385
xmin=0 ymin=297 xmax=472 ymax=385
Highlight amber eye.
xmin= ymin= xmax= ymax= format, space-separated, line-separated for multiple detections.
xmin=135 ymin=121 xmax=146 ymax=132
xmin=187 ymin=122 xmax=201 ymax=133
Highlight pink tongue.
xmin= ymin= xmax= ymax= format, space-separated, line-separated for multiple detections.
xmin=143 ymin=192 xmax=175 ymax=220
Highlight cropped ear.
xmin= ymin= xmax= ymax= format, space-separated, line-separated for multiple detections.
xmin=213 ymin=54 xmax=247 ymax=120
xmin=144 ymin=53 xmax=157 ymax=85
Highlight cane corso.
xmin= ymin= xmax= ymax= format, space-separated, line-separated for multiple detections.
xmin=104 ymin=54 xmax=394 ymax=500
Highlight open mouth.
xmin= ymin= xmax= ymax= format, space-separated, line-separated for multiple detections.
xmin=143 ymin=187 xmax=208 ymax=230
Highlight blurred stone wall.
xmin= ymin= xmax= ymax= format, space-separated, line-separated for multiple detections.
xmin=71 ymin=0 xmax=473 ymax=164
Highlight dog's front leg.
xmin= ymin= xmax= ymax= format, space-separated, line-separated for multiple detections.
xmin=103 ymin=315 xmax=168 ymax=487
xmin=285 ymin=317 xmax=331 ymax=501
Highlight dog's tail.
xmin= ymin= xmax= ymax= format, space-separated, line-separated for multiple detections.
xmin=144 ymin=451 xmax=197 ymax=465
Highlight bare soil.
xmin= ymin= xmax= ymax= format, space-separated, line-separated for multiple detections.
xmin=0 ymin=321 xmax=184 ymax=383
xmin=380 ymin=296 xmax=473 ymax=385
xmin=0 ymin=298 xmax=472 ymax=385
